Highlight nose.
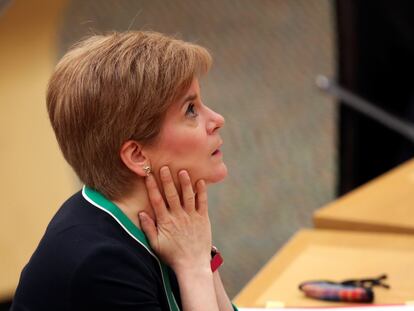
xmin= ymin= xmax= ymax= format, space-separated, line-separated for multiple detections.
xmin=206 ymin=107 xmax=225 ymax=135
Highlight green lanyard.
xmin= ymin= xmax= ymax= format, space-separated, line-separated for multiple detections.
xmin=82 ymin=186 xmax=180 ymax=311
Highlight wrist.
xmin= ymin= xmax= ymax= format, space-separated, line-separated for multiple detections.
xmin=172 ymin=255 xmax=211 ymax=275
xmin=175 ymin=264 xmax=213 ymax=282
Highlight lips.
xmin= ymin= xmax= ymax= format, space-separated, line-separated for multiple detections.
xmin=211 ymin=141 xmax=223 ymax=156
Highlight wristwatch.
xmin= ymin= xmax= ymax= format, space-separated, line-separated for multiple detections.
xmin=210 ymin=245 xmax=224 ymax=272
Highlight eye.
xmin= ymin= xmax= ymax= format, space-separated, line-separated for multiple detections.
xmin=185 ymin=102 xmax=198 ymax=118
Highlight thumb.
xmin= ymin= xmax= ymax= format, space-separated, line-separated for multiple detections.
xmin=139 ymin=212 xmax=158 ymax=247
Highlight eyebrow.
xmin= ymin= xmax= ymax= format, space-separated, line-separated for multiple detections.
xmin=181 ymin=93 xmax=198 ymax=107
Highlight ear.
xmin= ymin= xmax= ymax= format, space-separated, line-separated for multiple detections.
xmin=119 ymin=140 xmax=149 ymax=177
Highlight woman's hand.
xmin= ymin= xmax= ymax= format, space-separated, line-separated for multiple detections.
xmin=139 ymin=166 xmax=212 ymax=274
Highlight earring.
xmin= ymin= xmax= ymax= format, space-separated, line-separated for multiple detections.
xmin=143 ymin=165 xmax=152 ymax=176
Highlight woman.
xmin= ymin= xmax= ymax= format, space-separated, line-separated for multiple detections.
xmin=11 ymin=31 xmax=237 ymax=311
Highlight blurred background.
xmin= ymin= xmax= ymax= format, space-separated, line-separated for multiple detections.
xmin=1 ymin=0 xmax=414 ymax=308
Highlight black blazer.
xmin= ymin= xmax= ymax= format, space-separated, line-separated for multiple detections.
xmin=11 ymin=188 xmax=182 ymax=311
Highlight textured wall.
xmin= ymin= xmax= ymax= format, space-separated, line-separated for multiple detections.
xmin=59 ymin=0 xmax=336 ymax=298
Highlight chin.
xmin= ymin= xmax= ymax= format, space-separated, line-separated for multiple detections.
xmin=205 ymin=164 xmax=228 ymax=184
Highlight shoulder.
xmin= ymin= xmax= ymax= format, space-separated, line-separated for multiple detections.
xmin=69 ymin=241 xmax=163 ymax=309
xmin=14 ymin=191 xmax=168 ymax=310
xmin=39 ymin=192 xmax=159 ymax=277
xmin=72 ymin=240 xmax=159 ymax=283
xmin=38 ymin=191 xmax=137 ymax=258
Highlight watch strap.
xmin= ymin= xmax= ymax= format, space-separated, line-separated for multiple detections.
xmin=210 ymin=246 xmax=224 ymax=272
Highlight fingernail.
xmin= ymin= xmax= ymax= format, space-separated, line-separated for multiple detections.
xmin=160 ymin=166 xmax=169 ymax=177
xmin=139 ymin=213 xmax=146 ymax=221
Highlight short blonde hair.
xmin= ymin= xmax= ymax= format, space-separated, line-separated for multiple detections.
xmin=47 ymin=31 xmax=212 ymax=199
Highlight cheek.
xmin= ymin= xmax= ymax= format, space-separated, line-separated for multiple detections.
xmin=161 ymin=128 xmax=204 ymax=157
xmin=151 ymin=128 xmax=206 ymax=186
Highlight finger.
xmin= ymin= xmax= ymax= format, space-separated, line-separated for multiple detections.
xmin=139 ymin=212 xmax=158 ymax=249
xmin=160 ymin=166 xmax=182 ymax=213
xmin=195 ymin=179 xmax=208 ymax=215
xmin=145 ymin=173 xmax=168 ymax=221
xmin=178 ymin=170 xmax=195 ymax=214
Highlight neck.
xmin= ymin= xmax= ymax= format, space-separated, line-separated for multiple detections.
xmin=113 ymin=178 xmax=154 ymax=230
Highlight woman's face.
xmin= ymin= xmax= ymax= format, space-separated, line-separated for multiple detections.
xmin=144 ymin=78 xmax=227 ymax=187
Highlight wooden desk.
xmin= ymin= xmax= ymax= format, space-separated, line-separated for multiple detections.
xmin=313 ymin=159 xmax=414 ymax=234
xmin=234 ymin=229 xmax=414 ymax=307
